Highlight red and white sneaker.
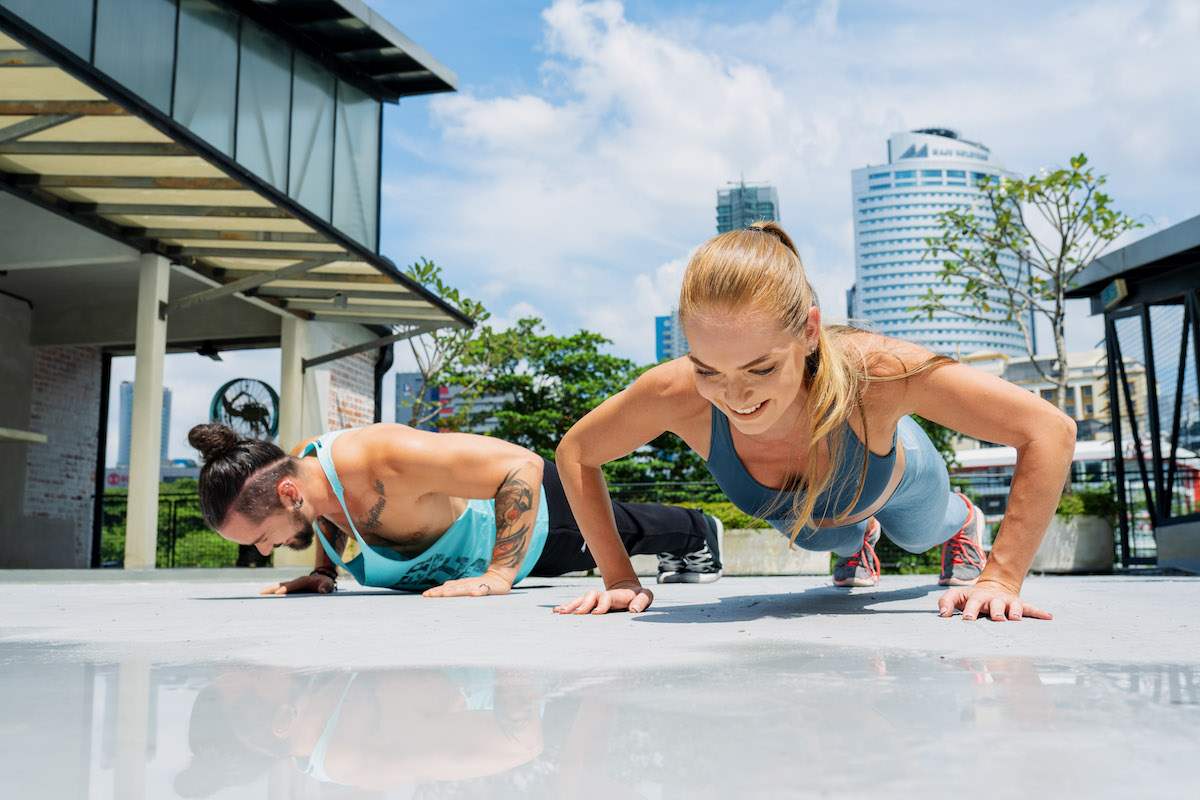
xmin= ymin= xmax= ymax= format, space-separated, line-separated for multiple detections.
xmin=939 ymin=493 xmax=988 ymax=586
xmin=833 ymin=517 xmax=882 ymax=587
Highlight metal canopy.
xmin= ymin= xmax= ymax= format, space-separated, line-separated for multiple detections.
xmin=228 ymin=0 xmax=459 ymax=100
xmin=0 ymin=26 xmax=472 ymax=335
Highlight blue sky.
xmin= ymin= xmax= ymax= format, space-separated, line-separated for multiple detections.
xmin=110 ymin=0 xmax=1200 ymax=464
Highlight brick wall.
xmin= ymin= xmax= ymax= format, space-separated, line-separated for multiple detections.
xmin=326 ymin=348 xmax=376 ymax=430
xmin=23 ymin=346 xmax=102 ymax=563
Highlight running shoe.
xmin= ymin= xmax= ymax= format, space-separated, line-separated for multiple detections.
xmin=833 ymin=517 xmax=882 ymax=587
xmin=939 ymin=492 xmax=988 ymax=586
xmin=657 ymin=514 xmax=723 ymax=584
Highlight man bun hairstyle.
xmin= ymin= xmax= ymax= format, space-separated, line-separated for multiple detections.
xmin=188 ymin=423 xmax=297 ymax=530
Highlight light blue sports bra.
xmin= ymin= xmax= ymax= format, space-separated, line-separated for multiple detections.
xmin=304 ymin=430 xmax=549 ymax=591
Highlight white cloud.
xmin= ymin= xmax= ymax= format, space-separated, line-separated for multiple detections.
xmin=382 ymin=0 xmax=1200 ymax=364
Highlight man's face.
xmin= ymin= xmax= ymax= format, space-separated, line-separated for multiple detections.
xmin=221 ymin=505 xmax=314 ymax=556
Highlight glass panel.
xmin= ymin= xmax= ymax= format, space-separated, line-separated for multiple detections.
xmin=93 ymin=0 xmax=177 ymax=112
xmin=0 ymin=0 xmax=93 ymax=57
xmin=288 ymin=52 xmax=335 ymax=220
xmin=173 ymin=0 xmax=238 ymax=154
xmin=236 ymin=20 xmax=291 ymax=191
xmin=333 ymin=79 xmax=380 ymax=249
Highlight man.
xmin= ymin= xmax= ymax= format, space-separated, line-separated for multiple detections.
xmin=187 ymin=422 xmax=721 ymax=596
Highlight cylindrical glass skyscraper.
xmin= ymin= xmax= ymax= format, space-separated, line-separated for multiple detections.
xmin=849 ymin=128 xmax=1026 ymax=357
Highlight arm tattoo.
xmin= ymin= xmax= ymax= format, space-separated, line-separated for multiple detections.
xmin=493 ymin=469 xmax=534 ymax=569
xmin=363 ymin=480 xmax=386 ymax=531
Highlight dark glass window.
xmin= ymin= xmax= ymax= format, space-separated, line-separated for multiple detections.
xmin=289 ymin=53 xmax=336 ymax=220
xmin=1 ymin=0 xmax=93 ymax=57
xmin=174 ymin=0 xmax=238 ymax=154
xmin=921 ymin=169 xmax=942 ymax=177
xmin=947 ymin=169 xmax=965 ymax=177
xmin=236 ymin=20 xmax=292 ymax=190
xmin=333 ymin=79 xmax=381 ymax=248
xmin=93 ymin=0 xmax=177 ymax=112
xmin=894 ymin=170 xmax=915 ymax=178
xmin=868 ymin=171 xmax=890 ymax=180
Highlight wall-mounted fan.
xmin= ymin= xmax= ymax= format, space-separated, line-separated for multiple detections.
xmin=210 ymin=378 xmax=280 ymax=439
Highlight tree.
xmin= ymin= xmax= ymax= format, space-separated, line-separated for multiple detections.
xmin=400 ymin=258 xmax=490 ymax=429
xmin=913 ymin=154 xmax=1140 ymax=413
xmin=443 ymin=318 xmax=641 ymax=460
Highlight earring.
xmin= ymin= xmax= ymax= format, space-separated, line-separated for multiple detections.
xmin=293 ymin=499 xmax=303 ymax=511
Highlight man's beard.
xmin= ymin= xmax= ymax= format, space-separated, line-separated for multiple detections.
xmin=286 ymin=509 xmax=314 ymax=551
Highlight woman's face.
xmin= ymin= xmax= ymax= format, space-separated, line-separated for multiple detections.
xmin=684 ymin=305 xmax=820 ymax=438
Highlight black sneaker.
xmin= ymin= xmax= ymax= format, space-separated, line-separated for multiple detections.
xmin=657 ymin=515 xmax=724 ymax=584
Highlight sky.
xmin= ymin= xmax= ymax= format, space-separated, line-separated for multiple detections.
xmin=107 ymin=0 xmax=1200 ymax=466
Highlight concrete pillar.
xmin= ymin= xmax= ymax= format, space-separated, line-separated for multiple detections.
xmin=275 ymin=315 xmax=312 ymax=568
xmin=278 ymin=316 xmax=305 ymax=453
xmin=113 ymin=658 xmax=151 ymax=800
xmin=124 ymin=254 xmax=169 ymax=570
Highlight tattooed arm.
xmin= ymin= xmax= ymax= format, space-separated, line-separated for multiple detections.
xmin=365 ymin=424 xmax=544 ymax=598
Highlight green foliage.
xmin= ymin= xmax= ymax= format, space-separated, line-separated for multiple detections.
xmin=401 ymin=258 xmax=492 ymax=429
xmin=442 ymin=318 xmax=642 ymax=459
xmin=1056 ymin=485 xmax=1119 ymax=524
xmin=913 ymin=153 xmax=1141 ymax=406
xmin=674 ymin=500 xmax=771 ymax=530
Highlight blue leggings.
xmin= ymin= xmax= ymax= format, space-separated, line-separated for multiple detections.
xmin=774 ymin=416 xmax=970 ymax=557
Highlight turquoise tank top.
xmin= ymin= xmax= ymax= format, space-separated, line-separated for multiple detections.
xmin=303 ymin=430 xmax=549 ymax=591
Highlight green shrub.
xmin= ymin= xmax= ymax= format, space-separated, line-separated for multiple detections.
xmin=674 ymin=501 xmax=771 ymax=530
xmin=1057 ymin=485 xmax=1118 ymax=525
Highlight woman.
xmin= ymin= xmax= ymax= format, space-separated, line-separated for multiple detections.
xmin=553 ymin=221 xmax=1074 ymax=621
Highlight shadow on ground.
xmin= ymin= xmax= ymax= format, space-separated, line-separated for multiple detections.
xmin=630 ymin=581 xmax=945 ymax=624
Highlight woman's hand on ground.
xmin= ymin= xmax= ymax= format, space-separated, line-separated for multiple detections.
xmin=553 ymin=581 xmax=654 ymax=615
xmin=937 ymin=579 xmax=1052 ymax=621
xmin=422 ymin=569 xmax=513 ymax=598
xmin=260 ymin=572 xmax=336 ymax=595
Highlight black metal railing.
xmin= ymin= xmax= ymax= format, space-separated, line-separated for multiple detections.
xmin=99 ymin=493 xmax=268 ymax=568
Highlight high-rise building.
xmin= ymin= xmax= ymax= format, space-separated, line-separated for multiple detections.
xmin=848 ymin=128 xmax=1025 ymax=356
xmin=116 ymin=382 xmax=171 ymax=466
xmin=655 ymin=309 xmax=689 ymax=361
xmin=716 ymin=181 xmax=779 ymax=233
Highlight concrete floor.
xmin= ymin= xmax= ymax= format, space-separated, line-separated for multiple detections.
xmin=0 ymin=571 xmax=1196 ymax=799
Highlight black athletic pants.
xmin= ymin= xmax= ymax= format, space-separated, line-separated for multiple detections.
xmin=530 ymin=458 xmax=713 ymax=577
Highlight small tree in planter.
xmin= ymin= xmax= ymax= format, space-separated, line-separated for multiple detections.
xmin=1031 ymin=486 xmax=1121 ymax=573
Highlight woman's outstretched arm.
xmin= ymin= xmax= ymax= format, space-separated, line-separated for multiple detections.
xmin=553 ymin=362 xmax=707 ymax=615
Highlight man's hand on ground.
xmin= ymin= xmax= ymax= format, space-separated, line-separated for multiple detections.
xmin=553 ymin=581 xmax=654 ymax=615
xmin=260 ymin=572 xmax=336 ymax=596
xmin=422 ymin=569 xmax=513 ymax=598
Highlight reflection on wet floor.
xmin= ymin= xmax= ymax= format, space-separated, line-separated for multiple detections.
xmin=0 ymin=646 xmax=1196 ymax=799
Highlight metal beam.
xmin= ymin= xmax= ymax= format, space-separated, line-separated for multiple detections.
xmin=0 ymin=141 xmax=190 ymax=156
xmin=84 ymin=204 xmax=294 ymax=218
xmin=243 ymin=270 xmax=401 ymax=286
xmin=0 ymin=100 xmax=126 ymax=115
xmin=0 ymin=49 xmax=53 ymax=67
xmin=129 ymin=228 xmax=326 ymax=243
xmin=0 ymin=114 xmax=80 ymax=144
xmin=161 ymin=257 xmax=340 ymax=318
xmin=170 ymin=245 xmax=347 ymax=261
xmin=25 ymin=175 xmax=243 ymax=190
xmin=249 ymin=286 xmax=419 ymax=302
xmin=302 ymin=323 xmax=444 ymax=371
xmin=285 ymin=301 xmax=451 ymax=318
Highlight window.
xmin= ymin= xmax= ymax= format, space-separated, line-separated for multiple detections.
xmin=174 ymin=0 xmax=238 ymax=154
xmin=869 ymin=183 xmax=890 ymax=191
xmin=332 ymin=79 xmax=381 ymax=248
xmin=947 ymin=170 xmax=965 ymax=178
xmin=236 ymin=20 xmax=292 ymax=190
xmin=869 ymin=172 xmax=890 ymax=180
xmin=93 ymin=0 xmax=178 ymax=112
xmin=895 ymin=170 xmax=915 ymax=179
xmin=1 ymin=0 xmax=94 ymax=57
xmin=289 ymin=52 xmax=336 ymax=219
xmin=921 ymin=169 xmax=942 ymax=177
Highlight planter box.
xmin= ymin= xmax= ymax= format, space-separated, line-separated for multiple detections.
xmin=1155 ymin=519 xmax=1200 ymax=574
xmin=628 ymin=528 xmax=831 ymax=577
xmin=1029 ymin=515 xmax=1113 ymax=574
